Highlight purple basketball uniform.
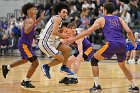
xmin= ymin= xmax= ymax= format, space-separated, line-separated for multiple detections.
xmin=73 ymin=38 xmax=94 ymax=60
xmin=97 ymin=16 xmax=127 ymax=62
xmin=18 ymin=25 xmax=36 ymax=60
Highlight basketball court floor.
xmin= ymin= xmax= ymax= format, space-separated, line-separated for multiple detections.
xmin=0 ymin=56 xmax=140 ymax=93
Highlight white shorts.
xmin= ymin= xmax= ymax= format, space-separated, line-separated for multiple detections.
xmin=38 ymin=39 xmax=61 ymax=57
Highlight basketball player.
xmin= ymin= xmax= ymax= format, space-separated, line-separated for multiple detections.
xmin=38 ymin=2 xmax=74 ymax=79
xmin=65 ymin=2 xmax=139 ymax=93
xmin=2 ymin=3 xmax=45 ymax=88
xmin=59 ymin=23 xmax=94 ymax=84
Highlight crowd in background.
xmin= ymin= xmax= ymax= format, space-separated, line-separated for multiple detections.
xmin=0 ymin=0 xmax=140 ymax=63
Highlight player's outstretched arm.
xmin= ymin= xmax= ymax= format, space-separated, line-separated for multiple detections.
xmin=65 ymin=18 xmax=101 ymax=45
xmin=119 ymin=17 xmax=137 ymax=48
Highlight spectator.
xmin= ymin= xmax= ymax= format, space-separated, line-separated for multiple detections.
xmin=0 ymin=34 xmax=9 ymax=56
xmin=8 ymin=33 xmax=18 ymax=56
xmin=121 ymin=10 xmax=131 ymax=25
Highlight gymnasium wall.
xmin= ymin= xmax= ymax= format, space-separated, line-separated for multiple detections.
xmin=0 ymin=0 xmax=34 ymax=18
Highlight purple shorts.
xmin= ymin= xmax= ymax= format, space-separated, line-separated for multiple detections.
xmin=74 ymin=47 xmax=94 ymax=60
xmin=18 ymin=44 xmax=36 ymax=60
xmin=97 ymin=42 xmax=127 ymax=62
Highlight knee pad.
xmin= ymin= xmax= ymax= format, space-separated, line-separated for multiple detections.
xmin=28 ymin=56 xmax=37 ymax=62
xmin=91 ymin=56 xmax=99 ymax=66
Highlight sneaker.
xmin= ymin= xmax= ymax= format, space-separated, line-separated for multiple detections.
xmin=128 ymin=86 xmax=139 ymax=92
xmin=89 ymin=83 xmax=102 ymax=93
xmin=60 ymin=66 xmax=74 ymax=75
xmin=59 ymin=77 xmax=69 ymax=83
xmin=137 ymin=59 xmax=140 ymax=64
xmin=41 ymin=64 xmax=51 ymax=79
xmin=64 ymin=78 xmax=78 ymax=84
xmin=2 ymin=65 xmax=9 ymax=78
xmin=21 ymin=80 xmax=35 ymax=88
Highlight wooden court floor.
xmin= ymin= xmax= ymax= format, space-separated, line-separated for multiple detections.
xmin=0 ymin=56 xmax=140 ymax=93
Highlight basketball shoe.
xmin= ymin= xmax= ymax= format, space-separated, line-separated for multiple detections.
xmin=41 ymin=64 xmax=51 ymax=79
xmin=2 ymin=65 xmax=9 ymax=78
xmin=59 ymin=77 xmax=69 ymax=83
xmin=64 ymin=78 xmax=78 ymax=84
xmin=60 ymin=65 xmax=74 ymax=75
xmin=89 ymin=83 xmax=102 ymax=93
xmin=21 ymin=80 xmax=35 ymax=88
xmin=128 ymin=86 xmax=139 ymax=92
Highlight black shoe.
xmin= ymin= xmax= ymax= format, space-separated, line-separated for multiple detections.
xmin=2 ymin=65 xmax=9 ymax=78
xmin=59 ymin=77 xmax=69 ymax=83
xmin=21 ymin=80 xmax=35 ymax=88
xmin=64 ymin=78 xmax=78 ymax=84
xmin=128 ymin=86 xmax=139 ymax=92
xmin=89 ymin=83 xmax=102 ymax=93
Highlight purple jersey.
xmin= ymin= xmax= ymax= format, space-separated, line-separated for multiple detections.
xmin=18 ymin=25 xmax=36 ymax=60
xmin=103 ymin=16 xmax=126 ymax=44
xmin=18 ymin=26 xmax=36 ymax=46
xmin=97 ymin=16 xmax=127 ymax=62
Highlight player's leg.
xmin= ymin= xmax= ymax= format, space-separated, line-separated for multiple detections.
xmin=20 ymin=45 xmax=39 ymax=88
xmin=57 ymin=43 xmax=74 ymax=75
xmin=65 ymin=55 xmax=84 ymax=84
xmin=117 ymin=53 xmax=139 ymax=92
xmin=21 ymin=56 xmax=39 ymax=88
xmin=59 ymin=55 xmax=77 ymax=84
xmin=2 ymin=59 xmax=28 ymax=79
xmin=131 ymin=50 xmax=136 ymax=63
xmin=39 ymin=41 xmax=66 ymax=79
xmin=2 ymin=44 xmax=29 ymax=79
xmin=66 ymin=55 xmax=76 ymax=69
xmin=90 ymin=42 xmax=113 ymax=92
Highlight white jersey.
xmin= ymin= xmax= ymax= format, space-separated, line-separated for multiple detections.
xmin=39 ymin=15 xmax=62 ymax=40
xmin=38 ymin=15 xmax=62 ymax=57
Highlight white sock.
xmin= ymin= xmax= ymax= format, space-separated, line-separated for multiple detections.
xmin=130 ymin=79 xmax=137 ymax=88
xmin=94 ymin=77 xmax=99 ymax=87
xmin=73 ymin=74 xmax=77 ymax=78
xmin=24 ymin=77 xmax=30 ymax=81
xmin=7 ymin=65 xmax=12 ymax=70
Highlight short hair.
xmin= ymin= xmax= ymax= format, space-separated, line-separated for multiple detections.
xmin=67 ymin=22 xmax=77 ymax=29
xmin=53 ymin=2 xmax=70 ymax=15
xmin=103 ymin=2 xmax=115 ymax=14
xmin=22 ymin=3 xmax=35 ymax=16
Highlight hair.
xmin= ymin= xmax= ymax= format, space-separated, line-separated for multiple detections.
xmin=67 ymin=22 xmax=77 ymax=29
xmin=103 ymin=2 xmax=115 ymax=14
xmin=22 ymin=3 xmax=35 ymax=16
xmin=53 ymin=2 xmax=70 ymax=15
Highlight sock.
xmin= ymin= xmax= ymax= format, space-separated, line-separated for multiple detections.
xmin=7 ymin=65 xmax=11 ymax=70
xmin=73 ymin=74 xmax=77 ymax=79
xmin=24 ymin=77 xmax=30 ymax=81
xmin=94 ymin=77 xmax=99 ymax=87
xmin=130 ymin=79 xmax=137 ymax=88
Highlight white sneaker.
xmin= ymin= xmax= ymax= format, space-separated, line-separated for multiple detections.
xmin=127 ymin=59 xmax=132 ymax=64
xmin=131 ymin=59 xmax=135 ymax=64
xmin=137 ymin=59 xmax=140 ymax=64
xmin=127 ymin=59 xmax=135 ymax=64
